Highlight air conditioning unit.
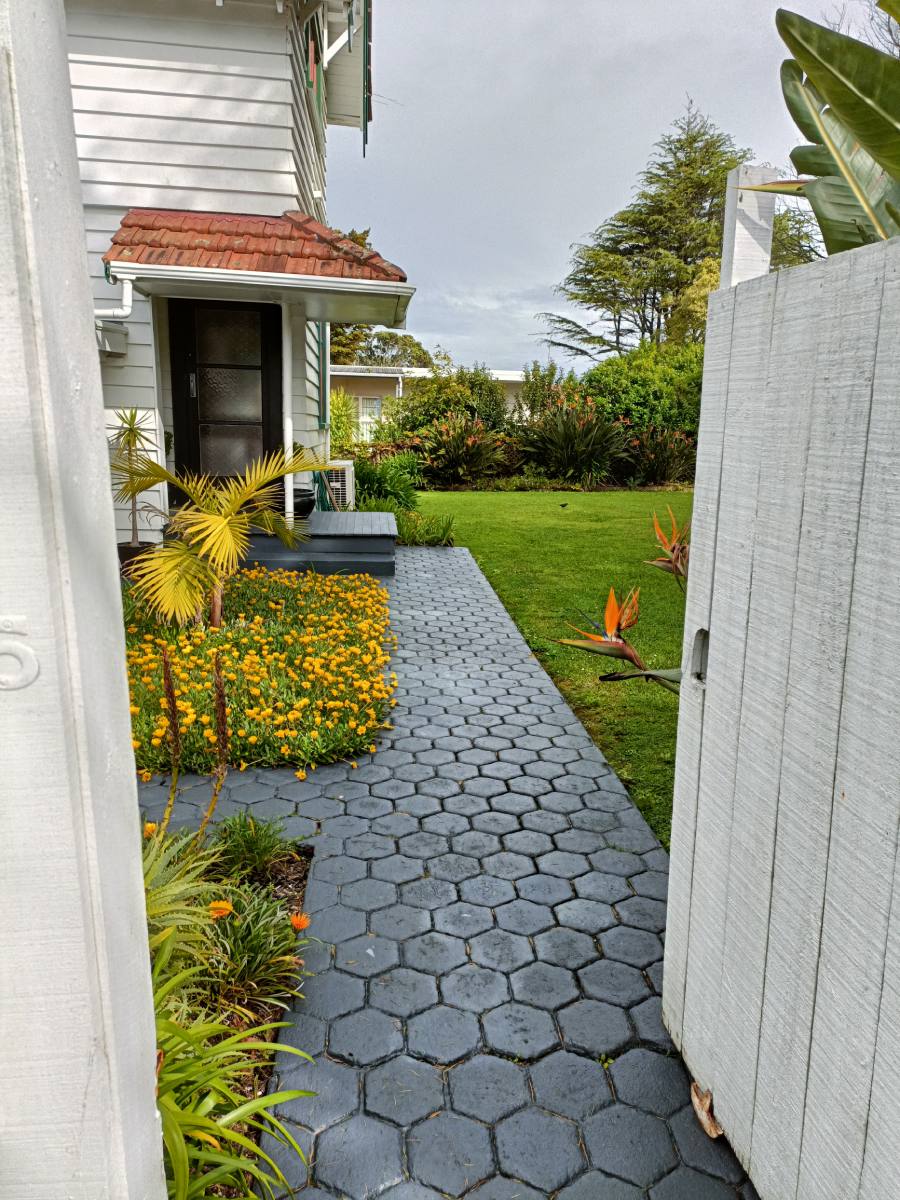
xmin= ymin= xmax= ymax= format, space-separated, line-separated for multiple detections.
xmin=325 ymin=460 xmax=355 ymax=510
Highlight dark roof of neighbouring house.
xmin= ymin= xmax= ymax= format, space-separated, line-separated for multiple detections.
xmin=102 ymin=209 xmax=407 ymax=282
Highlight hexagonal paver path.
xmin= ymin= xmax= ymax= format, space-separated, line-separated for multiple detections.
xmin=139 ymin=548 xmax=754 ymax=1199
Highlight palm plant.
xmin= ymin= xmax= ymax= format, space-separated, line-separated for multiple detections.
xmin=116 ymin=447 xmax=326 ymax=625
xmin=110 ymin=408 xmax=158 ymax=548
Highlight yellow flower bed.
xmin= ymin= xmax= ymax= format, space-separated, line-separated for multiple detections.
xmin=126 ymin=567 xmax=397 ymax=776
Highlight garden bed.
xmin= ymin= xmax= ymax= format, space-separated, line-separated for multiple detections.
xmin=125 ymin=567 xmax=397 ymax=777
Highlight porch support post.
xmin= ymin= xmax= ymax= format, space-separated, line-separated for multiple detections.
xmin=0 ymin=1 xmax=165 ymax=1196
xmin=281 ymin=302 xmax=294 ymax=526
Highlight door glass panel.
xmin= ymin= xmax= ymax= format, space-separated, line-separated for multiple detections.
xmin=198 ymin=367 xmax=263 ymax=422
xmin=199 ymin=423 xmax=263 ymax=476
xmin=196 ymin=308 xmax=261 ymax=366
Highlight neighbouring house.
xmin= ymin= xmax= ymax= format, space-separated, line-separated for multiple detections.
xmin=331 ymin=364 xmax=526 ymax=440
xmin=66 ymin=0 xmax=413 ymax=542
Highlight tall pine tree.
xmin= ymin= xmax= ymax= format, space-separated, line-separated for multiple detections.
xmin=543 ymin=105 xmax=747 ymax=360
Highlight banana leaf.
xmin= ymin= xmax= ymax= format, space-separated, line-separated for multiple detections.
xmin=777 ymin=9 xmax=900 ymax=180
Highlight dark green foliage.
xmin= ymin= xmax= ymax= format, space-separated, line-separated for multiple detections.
xmin=516 ymin=360 xmax=579 ymax=420
xmin=580 ymin=341 xmax=704 ymax=435
xmin=393 ymin=364 xmax=508 ymax=433
xmin=542 ymin=105 xmax=749 ymax=358
xmin=355 ymin=495 xmax=455 ymax=545
xmin=421 ymin=414 xmax=506 ymax=485
xmin=520 ymin=404 xmax=632 ymax=484
xmin=626 ymin=427 xmax=697 ymax=485
xmin=203 ymin=886 xmax=303 ymax=1011
xmin=354 ymin=455 xmax=419 ymax=510
xmin=212 ymin=812 xmax=303 ymax=885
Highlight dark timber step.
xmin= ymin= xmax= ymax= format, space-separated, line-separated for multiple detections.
xmin=246 ymin=510 xmax=397 ymax=577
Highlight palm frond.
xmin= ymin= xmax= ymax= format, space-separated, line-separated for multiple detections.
xmin=127 ymin=541 xmax=219 ymax=625
xmin=170 ymin=510 xmax=250 ymax=577
xmin=251 ymin=509 xmax=310 ymax=547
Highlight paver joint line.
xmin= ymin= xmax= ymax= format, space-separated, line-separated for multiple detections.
xmin=140 ymin=547 xmax=750 ymax=1199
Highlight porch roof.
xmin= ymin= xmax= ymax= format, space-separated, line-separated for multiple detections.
xmin=102 ymin=208 xmax=413 ymax=326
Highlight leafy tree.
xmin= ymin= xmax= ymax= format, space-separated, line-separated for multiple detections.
xmin=580 ymin=342 xmax=705 ymax=435
xmin=330 ymin=228 xmax=373 ymax=365
xmin=392 ymin=362 xmax=508 ymax=433
xmin=516 ymin=360 xmax=577 ymax=420
xmin=771 ymin=204 xmax=825 ymax=269
xmin=542 ymin=105 xmax=749 ymax=361
xmin=357 ymin=330 xmax=434 ymax=367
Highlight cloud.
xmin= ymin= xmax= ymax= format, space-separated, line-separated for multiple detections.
xmin=327 ymin=0 xmax=822 ymax=368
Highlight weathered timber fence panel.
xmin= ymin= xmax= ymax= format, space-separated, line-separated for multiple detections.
xmin=664 ymin=236 xmax=900 ymax=1200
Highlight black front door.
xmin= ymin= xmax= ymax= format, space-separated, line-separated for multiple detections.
xmin=168 ymin=299 xmax=282 ymax=480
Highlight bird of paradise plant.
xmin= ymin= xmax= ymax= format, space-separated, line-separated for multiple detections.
xmin=646 ymin=507 xmax=690 ymax=587
xmin=116 ymin=447 xmax=327 ymax=626
xmin=560 ymin=586 xmax=682 ymax=694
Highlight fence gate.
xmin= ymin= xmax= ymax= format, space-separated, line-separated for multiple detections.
xmin=663 ymin=237 xmax=900 ymax=1200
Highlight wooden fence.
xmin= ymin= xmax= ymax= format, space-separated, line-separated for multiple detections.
xmin=663 ymin=236 xmax=900 ymax=1200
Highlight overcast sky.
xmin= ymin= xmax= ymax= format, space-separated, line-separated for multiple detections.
xmin=327 ymin=0 xmax=824 ymax=370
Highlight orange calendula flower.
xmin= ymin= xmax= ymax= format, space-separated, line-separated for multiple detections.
xmin=209 ymin=899 xmax=234 ymax=920
xmin=143 ymin=821 xmax=158 ymax=838
xmin=290 ymin=911 xmax=312 ymax=932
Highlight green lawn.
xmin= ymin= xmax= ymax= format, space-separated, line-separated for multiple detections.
xmin=417 ymin=490 xmax=693 ymax=847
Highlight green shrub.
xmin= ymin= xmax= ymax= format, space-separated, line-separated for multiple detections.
xmin=155 ymin=1000 xmax=311 ymax=1200
xmin=203 ymin=885 xmax=306 ymax=1012
xmin=421 ymin=414 xmax=506 ymax=485
xmin=353 ymin=455 xmax=419 ymax=510
xmin=471 ymin=465 xmax=585 ymax=492
xmin=384 ymin=449 xmax=424 ymax=487
xmin=627 ymin=426 xmax=697 ymax=485
xmin=355 ymin=495 xmax=455 ymax=546
xmin=580 ymin=341 xmax=704 ymax=435
xmin=520 ymin=403 xmax=632 ymax=484
xmin=328 ymin=387 xmax=359 ymax=457
xmin=392 ymin=363 xmax=509 ymax=433
xmin=516 ymin=359 xmax=579 ymax=420
xmin=212 ymin=812 xmax=304 ymax=885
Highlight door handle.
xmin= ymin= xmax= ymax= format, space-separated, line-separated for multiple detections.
xmin=188 ymin=372 xmax=197 ymax=399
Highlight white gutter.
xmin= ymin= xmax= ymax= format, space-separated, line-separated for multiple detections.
xmin=107 ymin=261 xmax=414 ymax=324
xmin=281 ymin=303 xmax=294 ymax=529
xmin=93 ymin=277 xmax=133 ymax=319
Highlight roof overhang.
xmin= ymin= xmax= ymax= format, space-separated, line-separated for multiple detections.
xmin=106 ymin=261 xmax=413 ymax=327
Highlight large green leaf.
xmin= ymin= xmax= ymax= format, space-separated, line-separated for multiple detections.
xmin=805 ymin=176 xmax=881 ymax=252
xmin=777 ymin=9 xmax=900 ymax=180
xmin=778 ymin=52 xmax=900 ymax=247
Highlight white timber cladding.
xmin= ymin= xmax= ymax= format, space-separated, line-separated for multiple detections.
xmin=67 ymin=0 xmax=334 ymax=534
xmin=66 ymin=0 xmax=325 ymax=217
xmin=0 ymin=0 xmax=165 ymax=1192
xmin=663 ymin=236 xmax=900 ymax=1200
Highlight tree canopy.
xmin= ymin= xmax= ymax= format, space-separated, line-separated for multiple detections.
xmin=541 ymin=104 xmax=821 ymax=361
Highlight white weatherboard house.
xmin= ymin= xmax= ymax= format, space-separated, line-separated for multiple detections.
xmin=66 ymin=0 xmax=413 ymax=540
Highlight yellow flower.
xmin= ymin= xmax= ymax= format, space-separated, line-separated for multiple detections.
xmin=209 ymin=899 xmax=234 ymax=920
xmin=143 ymin=821 xmax=158 ymax=838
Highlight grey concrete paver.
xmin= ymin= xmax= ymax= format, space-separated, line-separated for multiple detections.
xmin=140 ymin=548 xmax=750 ymax=1199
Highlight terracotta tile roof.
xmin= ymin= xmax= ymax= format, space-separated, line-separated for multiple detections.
xmin=102 ymin=208 xmax=407 ymax=282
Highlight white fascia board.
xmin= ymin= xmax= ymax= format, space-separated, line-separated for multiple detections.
xmin=107 ymin=261 xmax=414 ymax=327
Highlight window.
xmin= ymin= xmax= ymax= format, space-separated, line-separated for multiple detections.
xmin=357 ymin=395 xmax=382 ymax=442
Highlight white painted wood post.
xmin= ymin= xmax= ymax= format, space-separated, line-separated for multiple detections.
xmin=720 ymin=165 xmax=778 ymax=287
xmin=0 ymin=2 xmax=166 ymax=1197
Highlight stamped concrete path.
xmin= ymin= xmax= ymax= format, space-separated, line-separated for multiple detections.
xmin=140 ymin=548 xmax=757 ymax=1200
